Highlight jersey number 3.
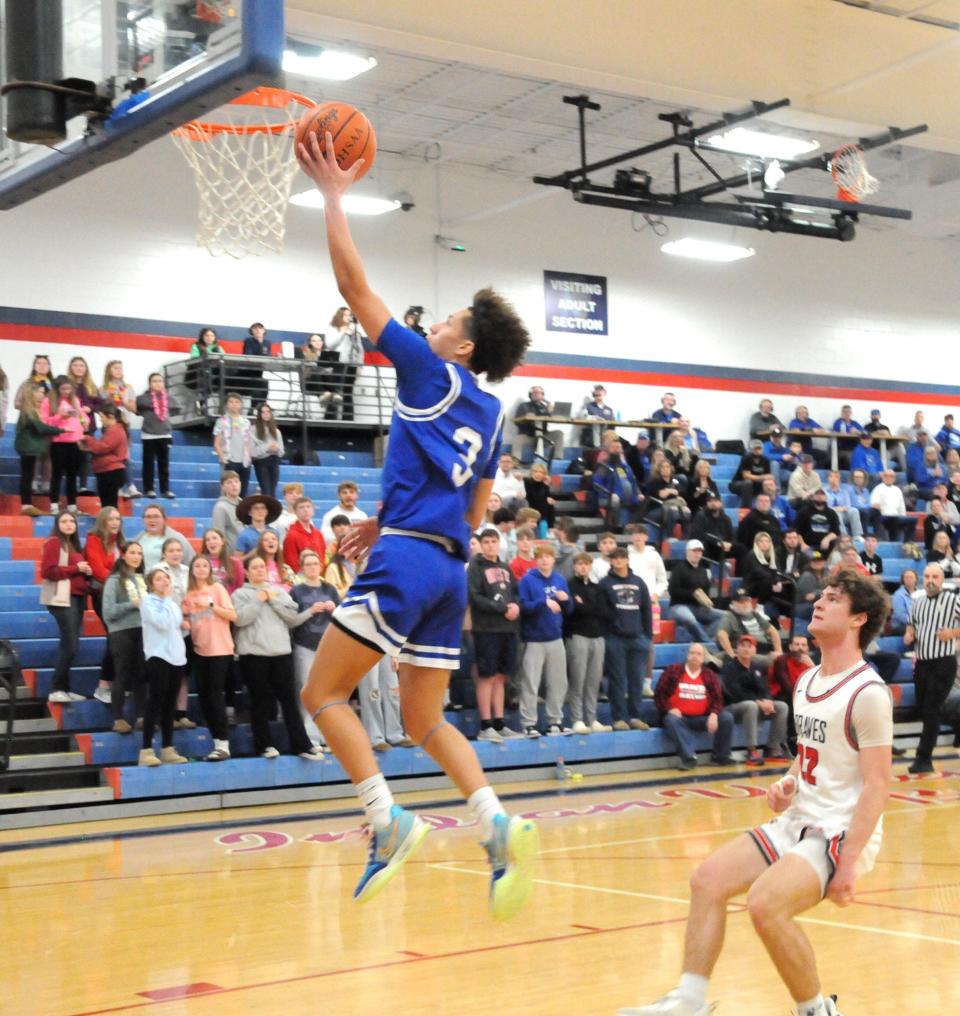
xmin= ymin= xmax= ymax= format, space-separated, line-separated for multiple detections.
xmin=451 ymin=426 xmax=483 ymax=487
xmin=797 ymin=744 xmax=820 ymax=786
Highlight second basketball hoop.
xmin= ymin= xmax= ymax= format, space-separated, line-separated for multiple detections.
xmin=831 ymin=143 xmax=879 ymax=204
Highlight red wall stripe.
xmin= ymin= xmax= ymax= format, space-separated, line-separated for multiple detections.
xmin=0 ymin=322 xmax=950 ymax=404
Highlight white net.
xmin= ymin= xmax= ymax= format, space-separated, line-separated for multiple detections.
xmin=172 ymin=89 xmax=313 ymax=258
xmin=831 ymin=143 xmax=879 ymax=202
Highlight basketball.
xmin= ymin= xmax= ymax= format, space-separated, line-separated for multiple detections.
xmin=295 ymin=101 xmax=376 ymax=180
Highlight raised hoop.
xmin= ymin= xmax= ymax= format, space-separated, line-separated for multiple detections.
xmin=172 ymin=86 xmax=317 ymax=258
xmin=831 ymin=142 xmax=879 ymax=203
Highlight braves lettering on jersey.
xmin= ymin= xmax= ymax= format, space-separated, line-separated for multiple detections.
xmin=789 ymin=660 xmax=888 ymax=839
xmin=377 ymin=318 xmax=503 ymax=558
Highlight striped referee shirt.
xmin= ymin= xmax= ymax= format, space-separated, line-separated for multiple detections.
xmin=909 ymin=587 xmax=960 ymax=660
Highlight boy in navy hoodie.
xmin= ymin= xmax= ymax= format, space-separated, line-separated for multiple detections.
xmin=518 ymin=544 xmax=573 ymax=737
xmin=600 ymin=548 xmax=653 ymax=731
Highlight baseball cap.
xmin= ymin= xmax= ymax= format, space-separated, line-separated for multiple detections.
xmin=707 ymin=490 xmax=722 ymax=501
xmin=813 ymin=486 xmax=827 ymax=497
xmin=750 ymin=438 xmax=763 ymax=449
xmin=811 ymin=551 xmax=825 ymax=561
xmin=686 ymin=539 xmax=704 ymax=551
xmin=737 ymin=634 xmax=758 ymax=646
xmin=770 ymin=425 xmax=783 ymax=436
xmin=870 ymin=408 xmax=881 ymax=416
xmin=800 ymin=453 xmax=814 ymax=463
xmin=636 ymin=428 xmax=650 ymax=439
xmin=733 ymin=587 xmax=752 ymax=601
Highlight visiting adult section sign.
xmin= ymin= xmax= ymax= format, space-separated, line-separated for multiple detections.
xmin=543 ymin=270 xmax=608 ymax=335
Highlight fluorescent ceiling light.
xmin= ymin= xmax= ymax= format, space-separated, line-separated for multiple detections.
xmin=661 ymin=238 xmax=755 ymax=262
xmin=702 ymin=127 xmax=819 ymax=161
xmin=282 ymin=49 xmax=377 ymax=81
xmin=289 ymin=192 xmax=400 ymax=216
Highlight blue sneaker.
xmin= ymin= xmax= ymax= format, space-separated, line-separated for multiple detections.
xmin=353 ymin=805 xmax=430 ymax=903
xmin=483 ymin=813 xmax=539 ymax=921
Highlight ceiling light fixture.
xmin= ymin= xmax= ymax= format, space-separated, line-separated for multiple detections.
xmin=282 ymin=48 xmax=377 ymax=81
xmin=661 ymin=238 xmax=755 ymax=262
xmin=701 ymin=127 xmax=820 ymax=161
xmin=289 ymin=192 xmax=400 ymax=215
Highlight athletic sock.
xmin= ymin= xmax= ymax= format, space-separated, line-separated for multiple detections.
xmin=677 ymin=973 xmax=708 ymax=1008
xmin=356 ymin=773 xmax=395 ymax=832
xmin=796 ymin=996 xmax=826 ymax=1016
xmin=480 ymin=719 xmax=494 ymax=730
xmin=492 ymin=717 xmax=505 ymax=731
xmin=468 ymin=785 xmax=506 ymax=841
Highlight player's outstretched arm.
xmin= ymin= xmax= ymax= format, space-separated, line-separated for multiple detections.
xmin=297 ymin=132 xmax=390 ymax=344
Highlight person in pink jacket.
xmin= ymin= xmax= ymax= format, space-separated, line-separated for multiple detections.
xmin=80 ymin=404 xmax=129 ymax=508
xmin=41 ymin=375 xmax=89 ymax=513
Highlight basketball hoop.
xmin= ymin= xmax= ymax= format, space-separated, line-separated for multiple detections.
xmin=195 ymin=1 xmax=237 ymax=22
xmin=171 ymin=86 xmax=317 ymax=258
xmin=831 ymin=143 xmax=879 ymax=203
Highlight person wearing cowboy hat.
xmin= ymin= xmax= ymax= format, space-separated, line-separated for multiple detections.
xmin=235 ymin=493 xmax=282 ymax=561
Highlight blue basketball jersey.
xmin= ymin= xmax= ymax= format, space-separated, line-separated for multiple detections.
xmin=377 ymin=318 xmax=503 ymax=558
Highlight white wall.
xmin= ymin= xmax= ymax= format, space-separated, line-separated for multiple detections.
xmin=1 ymin=135 xmax=958 ymax=444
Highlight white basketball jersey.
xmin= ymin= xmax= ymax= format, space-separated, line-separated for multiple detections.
xmin=788 ymin=660 xmax=888 ymax=839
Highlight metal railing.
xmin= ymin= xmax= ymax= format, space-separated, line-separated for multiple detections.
xmin=0 ymin=639 xmax=21 ymax=772
xmin=163 ymin=354 xmax=398 ymax=455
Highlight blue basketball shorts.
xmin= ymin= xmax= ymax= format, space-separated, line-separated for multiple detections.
xmin=332 ymin=533 xmax=466 ymax=670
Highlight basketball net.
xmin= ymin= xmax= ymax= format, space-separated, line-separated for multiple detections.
xmin=831 ymin=143 xmax=879 ymax=203
xmin=171 ymin=87 xmax=316 ymax=258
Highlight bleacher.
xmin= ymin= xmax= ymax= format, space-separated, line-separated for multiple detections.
xmin=0 ymin=429 xmax=936 ymax=825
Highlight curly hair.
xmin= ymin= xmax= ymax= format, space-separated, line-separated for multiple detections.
xmin=824 ymin=568 xmax=891 ymax=650
xmin=465 ymin=287 xmax=530 ymax=384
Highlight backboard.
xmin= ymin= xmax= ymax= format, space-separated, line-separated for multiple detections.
xmin=0 ymin=0 xmax=283 ymax=210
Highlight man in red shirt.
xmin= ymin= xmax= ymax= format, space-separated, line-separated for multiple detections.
xmin=283 ymin=497 xmax=327 ymax=574
xmin=654 ymin=643 xmax=733 ymax=769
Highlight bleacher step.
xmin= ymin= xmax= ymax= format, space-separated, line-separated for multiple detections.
xmin=0 ymin=785 xmax=114 ymax=813
xmin=11 ymin=717 xmax=58 ymax=734
xmin=6 ymin=751 xmax=86 ymax=771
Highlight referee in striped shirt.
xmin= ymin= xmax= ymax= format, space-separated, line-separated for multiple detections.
xmin=904 ymin=562 xmax=960 ymax=774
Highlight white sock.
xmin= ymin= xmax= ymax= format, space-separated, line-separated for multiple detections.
xmin=214 ymin=739 xmax=230 ymax=752
xmin=468 ymin=785 xmax=506 ymax=841
xmin=796 ymin=996 xmax=826 ymax=1016
xmin=356 ymin=773 xmax=395 ymax=831
xmin=677 ymin=973 xmax=708 ymax=1007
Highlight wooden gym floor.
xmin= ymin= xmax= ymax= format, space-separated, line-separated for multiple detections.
xmin=2 ymin=761 xmax=958 ymax=1015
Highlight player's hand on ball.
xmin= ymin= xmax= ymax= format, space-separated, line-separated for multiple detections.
xmin=297 ymin=131 xmax=365 ymax=198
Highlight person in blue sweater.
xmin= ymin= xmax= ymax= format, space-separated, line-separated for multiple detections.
xmin=138 ymin=568 xmax=188 ymax=768
xmin=850 ymin=432 xmax=884 ymax=483
xmin=905 ymin=431 xmax=941 ymax=485
xmin=518 ymin=544 xmax=573 ymax=737
xmin=889 ymin=567 xmax=918 ymax=635
xmin=599 ymin=548 xmax=653 ymax=731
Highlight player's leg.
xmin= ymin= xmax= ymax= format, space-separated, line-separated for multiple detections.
xmin=618 ymin=833 xmax=769 ymax=1015
xmin=303 ymin=623 xmax=430 ymax=903
xmin=398 ymin=661 xmax=538 ymax=921
xmin=746 ymin=853 xmax=828 ymax=1011
xmin=303 ymin=622 xmax=383 ymax=780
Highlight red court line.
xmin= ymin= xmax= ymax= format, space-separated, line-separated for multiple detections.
xmin=67 ymin=912 xmax=695 ymax=1016
xmin=397 ymin=950 xmax=428 ymax=958
xmin=571 ymin=923 xmax=602 ymax=931
xmin=137 ymin=984 xmax=222 ymax=1002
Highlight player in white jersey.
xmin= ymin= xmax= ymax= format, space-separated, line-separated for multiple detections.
xmin=296 ymin=132 xmax=538 ymax=920
xmin=619 ymin=569 xmax=892 ymax=1016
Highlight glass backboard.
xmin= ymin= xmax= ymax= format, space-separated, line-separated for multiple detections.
xmin=0 ymin=0 xmax=283 ymax=209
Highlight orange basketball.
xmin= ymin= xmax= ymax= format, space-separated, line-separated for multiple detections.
xmin=295 ymin=101 xmax=376 ymax=180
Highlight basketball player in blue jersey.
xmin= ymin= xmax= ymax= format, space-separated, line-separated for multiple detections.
xmin=296 ymin=132 xmax=537 ymax=920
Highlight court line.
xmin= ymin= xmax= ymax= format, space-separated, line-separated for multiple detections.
xmin=66 ymin=912 xmax=692 ymax=1016
xmin=432 ymin=864 xmax=960 ymax=946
